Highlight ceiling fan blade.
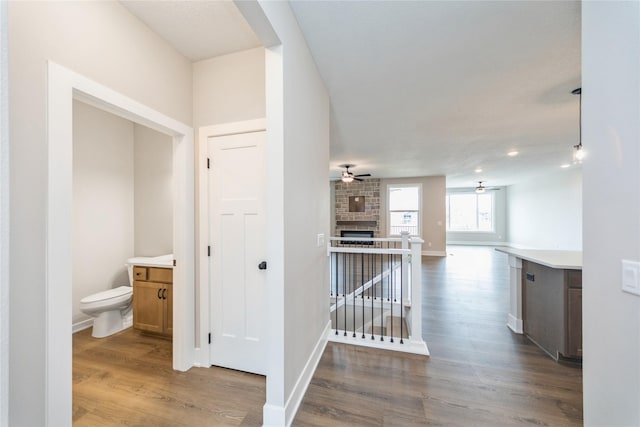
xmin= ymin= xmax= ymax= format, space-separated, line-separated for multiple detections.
xmin=355 ymin=173 xmax=371 ymax=177
xmin=354 ymin=177 xmax=364 ymax=181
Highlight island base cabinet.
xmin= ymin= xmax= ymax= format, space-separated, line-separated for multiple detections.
xmin=523 ymin=261 xmax=582 ymax=360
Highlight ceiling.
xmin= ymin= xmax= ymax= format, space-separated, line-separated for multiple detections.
xmin=119 ymin=0 xmax=261 ymax=61
xmin=121 ymin=0 xmax=581 ymax=189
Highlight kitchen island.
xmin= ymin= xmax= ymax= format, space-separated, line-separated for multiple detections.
xmin=496 ymin=247 xmax=582 ymax=360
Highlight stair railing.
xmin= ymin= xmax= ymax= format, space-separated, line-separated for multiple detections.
xmin=327 ymin=231 xmax=429 ymax=355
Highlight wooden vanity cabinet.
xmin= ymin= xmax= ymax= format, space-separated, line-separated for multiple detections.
xmin=523 ymin=262 xmax=582 ymax=360
xmin=133 ymin=266 xmax=173 ymax=337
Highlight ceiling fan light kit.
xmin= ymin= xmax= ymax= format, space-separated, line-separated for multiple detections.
xmin=474 ymin=181 xmax=500 ymax=193
xmin=339 ymin=164 xmax=371 ymax=183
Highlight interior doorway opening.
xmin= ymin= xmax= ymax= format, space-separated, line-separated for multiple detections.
xmin=46 ymin=62 xmax=195 ymax=425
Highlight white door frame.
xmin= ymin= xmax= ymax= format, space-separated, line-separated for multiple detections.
xmin=0 ymin=2 xmax=9 ymax=425
xmin=196 ymin=119 xmax=266 ymax=367
xmin=46 ymin=62 xmax=195 ymax=426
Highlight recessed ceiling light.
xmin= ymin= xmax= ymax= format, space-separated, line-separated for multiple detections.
xmin=475 ymin=168 xmax=482 ymax=173
xmin=561 ymin=164 xmax=571 ymax=169
xmin=507 ymin=151 xmax=519 ymax=157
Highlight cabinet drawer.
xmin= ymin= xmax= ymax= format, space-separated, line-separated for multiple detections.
xmin=133 ymin=266 xmax=147 ymax=281
xmin=149 ymin=267 xmax=172 ymax=284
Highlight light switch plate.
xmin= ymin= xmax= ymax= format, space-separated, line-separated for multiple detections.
xmin=317 ymin=233 xmax=325 ymax=248
xmin=622 ymin=259 xmax=640 ymax=296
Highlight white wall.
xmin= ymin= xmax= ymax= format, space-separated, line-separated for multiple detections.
xmin=134 ymin=124 xmax=173 ymax=256
xmin=8 ymin=2 xmax=191 ymax=424
xmin=72 ymin=101 xmax=135 ymax=324
xmin=245 ymin=2 xmax=330 ymax=425
xmin=583 ymin=2 xmax=640 ymax=425
xmin=193 ymin=47 xmax=265 ymax=128
xmin=192 ymin=46 xmax=266 ymax=347
xmin=0 ymin=1 xmax=8 ymax=425
xmin=446 ymin=186 xmax=508 ymax=246
xmin=506 ymin=168 xmax=582 ymax=250
xmin=379 ymin=176 xmax=447 ymax=255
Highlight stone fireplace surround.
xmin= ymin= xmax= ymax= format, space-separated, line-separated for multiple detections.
xmin=334 ymin=179 xmax=380 ymax=237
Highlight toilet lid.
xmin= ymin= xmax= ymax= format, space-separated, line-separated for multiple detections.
xmin=80 ymin=286 xmax=132 ymax=304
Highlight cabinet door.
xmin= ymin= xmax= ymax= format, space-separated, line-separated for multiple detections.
xmin=165 ymin=284 xmax=173 ymax=336
xmin=133 ymin=281 xmax=164 ymax=334
xmin=566 ymin=288 xmax=582 ymax=357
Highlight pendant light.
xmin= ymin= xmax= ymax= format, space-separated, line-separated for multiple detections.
xmin=572 ymin=87 xmax=584 ymax=164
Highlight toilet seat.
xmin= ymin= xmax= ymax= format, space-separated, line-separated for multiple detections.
xmin=79 ymin=286 xmax=132 ymax=313
xmin=80 ymin=285 xmax=132 ymax=304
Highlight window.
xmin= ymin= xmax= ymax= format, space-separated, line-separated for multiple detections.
xmin=446 ymin=192 xmax=494 ymax=232
xmin=388 ymin=185 xmax=421 ymax=236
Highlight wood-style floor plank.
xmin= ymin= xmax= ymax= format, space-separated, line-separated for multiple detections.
xmin=73 ymin=329 xmax=265 ymax=426
xmin=74 ymin=246 xmax=582 ymax=426
xmin=294 ymin=246 xmax=583 ymax=426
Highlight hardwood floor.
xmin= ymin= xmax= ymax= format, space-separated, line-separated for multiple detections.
xmin=293 ymin=246 xmax=583 ymax=426
xmin=73 ymin=330 xmax=265 ymax=426
xmin=73 ymin=246 xmax=582 ymax=426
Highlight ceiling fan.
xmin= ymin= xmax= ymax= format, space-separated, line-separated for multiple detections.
xmin=340 ymin=164 xmax=371 ymax=183
xmin=475 ymin=181 xmax=500 ymax=193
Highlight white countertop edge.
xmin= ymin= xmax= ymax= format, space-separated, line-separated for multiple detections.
xmin=495 ymin=247 xmax=582 ymax=270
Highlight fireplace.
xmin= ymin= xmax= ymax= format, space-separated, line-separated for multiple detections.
xmin=340 ymin=230 xmax=374 ymax=245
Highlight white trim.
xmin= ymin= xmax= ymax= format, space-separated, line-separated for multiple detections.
xmin=328 ymin=330 xmax=429 ymax=356
xmin=508 ymin=314 xmax=524 ymax=334
xmin=422 ymin=250 xmax=446 ymax=257
xmin=0 ymin=1 xmax=9 ymax=425
xmin=197 ymin=118 xmax=267 ymax=368
xmin=71 ymin=319 xmax=93 ymax=334
xmin=46 ymin=62 xmax=195 ymax=426
xmin=263 ymin=321 xmax=330 ymax=427
xmin=446 ymin=241 xmax=508 ymax=247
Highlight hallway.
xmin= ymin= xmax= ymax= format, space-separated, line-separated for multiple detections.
xmin=293 ymin=246 xmax=583 ymax=426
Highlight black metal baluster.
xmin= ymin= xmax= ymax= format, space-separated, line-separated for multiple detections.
xmin=351 ymin=252 xmax=355 ymax=338
xmin=343 ymin=252 xmax=347 ymax=336
xmin=390 ymin=253 xmax=394 ymax=343
xmin=380 ymin=251 xmax=385 ymax=342
xmin=400 ymin=252 xmax=404 ymax=344
xmin=334 ymin=251 xmax=338 ymax=335
xmin=361 ymin=252 xmax=365 ymax=338
xmin=371 ymin=252 xmax=375 ymax=340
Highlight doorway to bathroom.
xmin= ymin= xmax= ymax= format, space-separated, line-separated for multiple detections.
xmin=71 ymin=100 xmax=174 ymax=338
xmin=47 ymin=62 xmax=195 ymax=425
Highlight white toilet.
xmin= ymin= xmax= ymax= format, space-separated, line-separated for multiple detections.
xmin=80 ymin=285 xmax=133 ymax=338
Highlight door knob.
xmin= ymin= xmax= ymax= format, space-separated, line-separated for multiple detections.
xmin=258 ymin=261 xmax=267 ymax=270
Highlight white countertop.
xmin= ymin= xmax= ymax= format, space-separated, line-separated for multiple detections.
xmin=495 ymin=247 xmax=582 ymax=270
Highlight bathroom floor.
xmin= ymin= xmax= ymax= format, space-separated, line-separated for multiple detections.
xmin=73 ymin=328 xmax=265 ymax=426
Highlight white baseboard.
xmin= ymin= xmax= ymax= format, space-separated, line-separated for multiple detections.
xmin=329 ymin=331 xmax=429 ymax=356
xmin=72 ymin=318 xmax=93 ymax=334
xmin=192 ymin=347 xmax=204 ymax=367
xmin=507 ymin=314 xmax=523 ymax=334
xmin=263 ymin=320 xmax=330 ymax=427
xmin=422 ymin=250 xmax=446 ymax=257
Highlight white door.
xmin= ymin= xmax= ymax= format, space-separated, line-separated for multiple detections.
xmin=208 ymin=131 xmax=267 ymax=375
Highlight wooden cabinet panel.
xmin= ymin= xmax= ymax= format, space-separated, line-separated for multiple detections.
xmin=132 ymin=266 xmax=173 ymax=337
xmin=133 ymin=281 xmax=164 ymax=334
xmin=165 ymin=285 xmax=173 ymax=335
xmin=149 ymin=267 xmax=172 ymax=284
xmin=566 ymin=288 xmax=582 ymax=358
xmin=523 ymin=261 xmax=564 ymax=359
